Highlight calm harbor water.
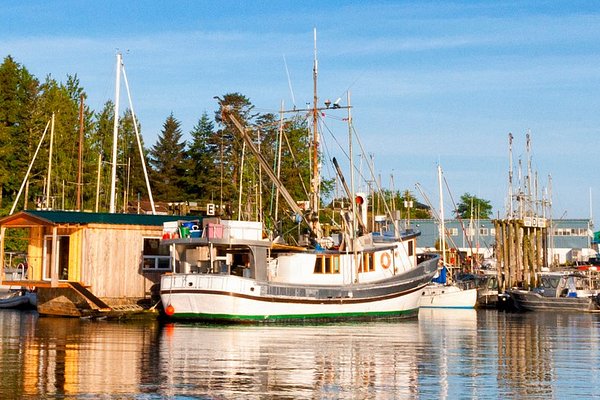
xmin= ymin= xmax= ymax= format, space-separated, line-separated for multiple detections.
xmin=1 ymin=309 xmax=599 ymax=399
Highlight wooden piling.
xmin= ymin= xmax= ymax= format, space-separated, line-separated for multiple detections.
xmin=493 ymin=218 xmax=548 ymax=290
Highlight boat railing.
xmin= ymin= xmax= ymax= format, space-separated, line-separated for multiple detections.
xmin=163 ymin=272 xmax=255 ymax=294
xmin=3 ymin=252 xmax=29 ymax=281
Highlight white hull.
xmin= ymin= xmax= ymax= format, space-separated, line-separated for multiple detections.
xmin=418 ymin=284 xmax=477 ymax=309
xmin=161 ymin=273 xmax=432 ymax=322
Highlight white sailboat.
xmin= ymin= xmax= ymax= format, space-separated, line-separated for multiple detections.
xmin=159 ymin=31 xmax=439 ymax=322
xmin=418 ymin=165 xmax=477 ymax=309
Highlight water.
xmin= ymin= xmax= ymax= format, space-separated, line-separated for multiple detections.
xmin=1 ymin=309 xmax=599 ymax=399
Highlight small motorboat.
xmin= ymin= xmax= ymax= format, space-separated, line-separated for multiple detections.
xmin=0 ymin=289 xmax=37 ymax=310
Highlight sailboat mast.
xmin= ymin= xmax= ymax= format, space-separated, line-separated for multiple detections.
xmin=438 ymin=165 xmax=447 ymax=267
xmin=109 ymin=52 xmax=122 ymax=214
xmin=311 ymin=27 xmax=321 ymax=237
xmin=46 ymin=113 xmax=55 ymax=209
xmin=77 ymin=94 xmax=84 ymax=211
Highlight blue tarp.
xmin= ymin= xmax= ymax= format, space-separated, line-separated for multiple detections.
xmin=431 ymin=265 xmax=448 ymax=284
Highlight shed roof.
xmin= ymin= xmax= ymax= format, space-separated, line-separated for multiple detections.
xmin=0 ymin=210 xmax=199 ymax=228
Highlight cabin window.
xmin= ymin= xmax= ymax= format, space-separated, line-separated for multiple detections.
xmin=142 ymin=238 xmax=171 ymax=270
xmin=314 ymin=255 xmax=340 ymax=274
xmin=358 ymin=253 xmax=375 ymax=273
xmin=408 ymin=241 xmax=414 ymax=257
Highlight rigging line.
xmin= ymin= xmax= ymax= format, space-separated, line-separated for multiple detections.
xmin=283 ymin=54 xmax=297 ymax=108
xmin=350 ymin=124 xmax=395 ymax=220
xmin=442 ymin=174 xmax=476 ymax=261
xmin=415 ymin=183 xmax=461 ymax=252
xmin=281 ymin=129 xmax=310 ymax=200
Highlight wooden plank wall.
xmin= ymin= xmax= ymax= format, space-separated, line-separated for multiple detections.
xmin=82 ymin=225 xmax=163 ymax=299
xmin=28 ymin=226 xmax=44 ymax=280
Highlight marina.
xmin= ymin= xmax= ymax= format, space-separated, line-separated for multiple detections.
xmin=2 ymin=2 xmax=600 ymax=398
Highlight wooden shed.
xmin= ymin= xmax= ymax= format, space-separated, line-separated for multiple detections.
xmin=0 ymin=210 xmax=196 ymax=317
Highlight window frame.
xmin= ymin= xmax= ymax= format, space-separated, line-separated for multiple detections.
xmin=142 ymin=237 xmax=172 ymax=271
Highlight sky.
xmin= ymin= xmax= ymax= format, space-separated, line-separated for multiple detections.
xmin=3 ymin=1 xmax=600 ymax=223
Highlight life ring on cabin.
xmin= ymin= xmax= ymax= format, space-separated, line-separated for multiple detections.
xmin=380 ymin=252 xmax=391 ymax=269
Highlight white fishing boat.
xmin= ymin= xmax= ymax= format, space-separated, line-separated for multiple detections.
xmin=160 ymin=218 xmax=438 ymax=322
xmin=159 ymin=31 xmax=439 ymax=322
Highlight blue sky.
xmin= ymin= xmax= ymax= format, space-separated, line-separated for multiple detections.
xmin=3 ymin=1 xmax=600 ymax=222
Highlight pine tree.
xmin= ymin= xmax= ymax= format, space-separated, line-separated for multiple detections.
xmin=149 ymin=113 xmax=187 ymax=201
xmin=186 ymin=112 xmax=219 ymax=201
xmin=0 ymin=56 xmax=40 ymax=212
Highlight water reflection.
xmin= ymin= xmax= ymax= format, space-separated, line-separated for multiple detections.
xmin=158 ymin=321 xmax=424 ymax=399
xmin=0 ymin=309 xmax=599 ymax=398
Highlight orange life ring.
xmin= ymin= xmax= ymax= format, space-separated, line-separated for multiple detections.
xmin=380 ymin=252 xmax=391 ymax=269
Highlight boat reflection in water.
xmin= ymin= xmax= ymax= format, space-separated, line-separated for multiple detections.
xmin=158 ymin=321 xmax=425 ymax=398
xmin=1 ymin=309 xmax=600 ymax=398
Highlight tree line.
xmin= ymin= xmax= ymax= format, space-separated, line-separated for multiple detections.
xmin=0 ymin=55 xmax=492 ymax=226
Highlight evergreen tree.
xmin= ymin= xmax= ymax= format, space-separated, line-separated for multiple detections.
xmin=119 ymin=109 xmax=149 ymax=210
xmin=149 ymin=113 xmax=187 ymax=201
xmin=35 ymin=74 xmax=84 ymax=210
xmin=87 ymin=101 xmax=115 ymax=211
xmin=0 ymin=56 xmax=40 ymax=212
xmin=214 ymin=93 xmax=256 ymax=215
xmin=186 ymin=112 xmax=219 ymax=200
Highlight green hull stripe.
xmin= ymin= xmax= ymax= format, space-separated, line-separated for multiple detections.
xmin=169 ymin=308 xmax=419 ymax=322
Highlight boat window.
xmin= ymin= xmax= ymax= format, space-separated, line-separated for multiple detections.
xmin=324 ymin=257 xmax=332 ymax=273
xmin=314 ymin=257 xmax=323 ymax=273
xmin=333 ymin=256 xmax=340 ymax=273
xmin=408 ymin=241 xmax=414 ymax=257
xmin=314 ymin=255 xmax=340 ymax=274
xmin=142 ymin=237 xmax=171 ymax=271
xmin=541 ymin=277 xmax=551 ymax=288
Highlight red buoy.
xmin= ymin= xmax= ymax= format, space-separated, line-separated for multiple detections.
xmin=165 ymin=304 xmax=175 ymax=316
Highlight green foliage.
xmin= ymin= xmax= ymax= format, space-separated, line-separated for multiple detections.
xmin=455 ymin=193 xmax=492 ymax=219
xmin=0 ymin=56 xmax=40 ymax=212
xmin=185 ymin=112 xmax=220 ymax=202
xmin=149 ymin=113 xmax=187 ymax=201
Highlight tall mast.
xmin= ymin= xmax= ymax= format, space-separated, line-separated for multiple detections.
xmin=507 ymin=132 xmax=513 ymax=218
xmin=438 ymin=165 xmax=447 ymax=267
xmin=311 ymin=27 xmax=321 ymax=237
xmin=348 ymin=90 xmax=356 ymax=239
xmin=109 ymin=52 xmax=122 ymax=213
xmin=46 ymin=113 xmax=55 ymax=209
xmin=77 ymin=94 xmax=84 ymax=211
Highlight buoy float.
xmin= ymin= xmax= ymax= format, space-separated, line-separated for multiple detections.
xmin=165 ymin=304 xmax=175 ymax=316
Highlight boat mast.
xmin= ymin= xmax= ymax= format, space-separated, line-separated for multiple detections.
xmin=507 ymin=132 xmax=513 ymax=218
xmin=77 ymin=94 xmax=84 ymax=211
xmin=438 ymin=165 xmax=447 ymax=267
xmin=109 ymin=52 xmax=122 ymax=214
xmin=348 ymin=90 xmax=357 ymax=238
xmin=46 ymin=113 xmax=55 ymax=209
xmin=310 ymin=27 xmax=321 ymax=238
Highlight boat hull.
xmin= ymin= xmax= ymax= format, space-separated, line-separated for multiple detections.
xmin=508 ymin=289 xmax=600 ymax=312
xmin=0 ymin=290 xmax=36 ymax=310
xmin=418 ymin=284 xmax=478 ymax=309
xmin=160 ymin=257 xmax=438 ymax=323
